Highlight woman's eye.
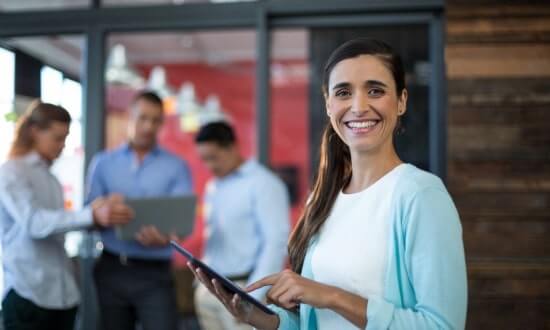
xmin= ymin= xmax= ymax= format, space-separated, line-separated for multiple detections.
xmin=368 ymin=88 xmax=385 ymax=97
xmin=335 ymin=89 xmax=351 ymax=97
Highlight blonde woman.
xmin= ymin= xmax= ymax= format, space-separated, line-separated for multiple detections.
xmin=0 ymin=101 xmax=133 ymax=330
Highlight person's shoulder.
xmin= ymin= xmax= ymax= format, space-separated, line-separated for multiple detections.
xmin=0 ymin=158 xmax=22 ymax=174
xmin=394 ymin=164 xmax=447 ymax=198
xmin=92 ymin=145 xmax=126 ymax=164
xmin=156 ymin=148 xmax=189 ymax=169
xmin=0 ymin=158 xmax=30 ymax=183
xmin=249 ymin=161 xmax=288 ymax=192
xmin=394 ymin=165 xmax=460 ymax=232
xmin=251 ymin=161 xmax=282 ymax=182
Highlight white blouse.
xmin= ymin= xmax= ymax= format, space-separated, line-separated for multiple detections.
xmin=311 ymin=164 xmax=406 ymax=329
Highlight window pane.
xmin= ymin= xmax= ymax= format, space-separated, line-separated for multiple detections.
xmin=0 ymin=47 xmax=15 ymax=149
xmin=50 ymin=79 xmax=85 ymax=257
xmin=269 ymin=29 xmax=310 ymax=227
xmin=0 ymin=46 xmax=15 ymax=165
xmin=62 ymin=78 xmax=83 ymax=120
xmin=105 ymin=30 xmax=256 ymax=260
xmin=0 ymin=47 xmax=15 ymax=303
xmin=41 ymin=66 xmax=64 ymax=105
xmin=0 ymin=48 xmax=15 ymax=103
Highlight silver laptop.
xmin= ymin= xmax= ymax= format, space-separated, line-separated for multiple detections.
xmin=115 ymin=195 xmax=197 ymax=240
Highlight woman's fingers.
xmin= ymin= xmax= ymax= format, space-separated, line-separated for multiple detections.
xmin=189 ymin=266 xmax=218 ymax=296
xmin=265 ymin=272 xmax=297 ymax=304
xmin=246 ymin=273 xmax=280 ymax=292
xmin=186 ymin=262 xmax=196 ymax=274
xmin=188 ymin=265 xmax=253 ymax=321
xmin=212 ymin=279 xmax=243 ymax=315
xmin=261 ymin=271 xmax=305 ymax=309
xmin=212 ymin=279 xmax=234 ymax=303
xmin=276 ymin=286 xmax=302 ymax=309
xmin=231 ymin=294 xmax=253 ymax=323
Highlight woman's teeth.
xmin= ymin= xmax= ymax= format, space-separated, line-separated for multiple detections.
xmin=346 ymin=120 xmax=378 ymax=129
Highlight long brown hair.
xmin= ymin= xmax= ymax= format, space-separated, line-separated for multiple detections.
xmin=8 ymin=101 xmax=71 ymax=159
xmin=288 ymin=38 xmax=406 ymax=273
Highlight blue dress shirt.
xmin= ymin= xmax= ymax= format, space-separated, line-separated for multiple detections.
xmin=203 ymin=159 xmax=290 ymax=300
xmin=85 ymin=144 xmax=193 ymax=260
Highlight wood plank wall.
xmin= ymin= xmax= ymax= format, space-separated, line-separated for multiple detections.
xmin=446 ymin=1 xmax=550 ymax=328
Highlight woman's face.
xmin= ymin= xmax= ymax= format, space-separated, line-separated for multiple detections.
xmin=32 ymin=122 xmax=69 ymax=162
xmin=325 ymin=54 xmax=407 ymax=154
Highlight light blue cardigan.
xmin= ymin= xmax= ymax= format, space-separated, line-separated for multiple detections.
xmin=269 ymin=165 xmax=467 ymax=330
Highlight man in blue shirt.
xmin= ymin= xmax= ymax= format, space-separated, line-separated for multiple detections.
xmin=86 ymin=91 xmax=193 ymax=330
xmin=193 ymin=121 xmax=290 ymax=330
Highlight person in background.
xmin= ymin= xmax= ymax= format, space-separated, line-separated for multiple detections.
xmin=188 ymin=38 xmax=467 ymax=330
xmin=85 ymin=91 xmax=193 ymax=330
xmin=0 ymin=101 xmax=133 ymax=330
xmin=193 ymin=121 xmax=290 ymax=330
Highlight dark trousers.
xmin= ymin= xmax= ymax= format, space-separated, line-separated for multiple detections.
xmin=93 ymin=251 xmax=178 ymax=330
xmin=2 ymin=289 xmax=77 ymax=330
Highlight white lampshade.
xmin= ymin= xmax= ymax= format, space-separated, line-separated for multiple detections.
xmin=105 ymin=44 xmax=145 ymax=88
xmin=146 ymin=66 xmax=175 ymax=99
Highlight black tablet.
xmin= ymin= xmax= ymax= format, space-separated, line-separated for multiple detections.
xmin=170 ymin=241 xmax=274 ymax=315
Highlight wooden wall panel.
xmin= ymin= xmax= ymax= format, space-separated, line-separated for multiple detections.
xmin=446 ymin=1 xmax=550 ymax=328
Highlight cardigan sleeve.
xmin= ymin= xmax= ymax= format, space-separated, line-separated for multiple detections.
xmin=366 ymin=186 xmax=468 ymax=330
xmin=263 ymin=305 xmax=299 ymax=330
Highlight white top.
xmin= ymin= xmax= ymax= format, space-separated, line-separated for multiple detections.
xmin=0 ymin=152 xmax=93 ymax=309
xmin=311 ymin=164 xmax=406 ymax=330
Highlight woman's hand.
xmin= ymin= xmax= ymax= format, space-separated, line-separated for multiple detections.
xmin=248 ymin=269 xmax=368 ymax=328
xmin=187 ymin=263 xmax=280 ymax=330
xmin=247 ymin=269 xmax=339 ymax=310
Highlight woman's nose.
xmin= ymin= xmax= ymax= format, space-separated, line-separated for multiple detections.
xmin=351 ymin=91 xmax=369 ymax=115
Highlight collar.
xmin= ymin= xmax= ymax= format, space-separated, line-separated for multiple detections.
xmin=122 ymin=142 xmax=161 ymax=157
xmin=233 ymin=158 xmax=256 ymax=175
xmin=21 ymin=151 xmax=50 ymax=168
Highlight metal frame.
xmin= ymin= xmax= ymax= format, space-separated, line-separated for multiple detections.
xmin=256 ymin=1 xmax=271 ymax=165
xmin=77 ymin=26 xmax=105 ymax=330
xmin=0 ymin=1 xmax=446 ymax=329
xmin=0 ymin=0 xmax=446 ymax=178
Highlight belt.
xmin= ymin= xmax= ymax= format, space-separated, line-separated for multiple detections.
xmin=227 ymin=272 xmax=251 ymax=282
xmin=101 ymin=249 xmax=171 ymax=267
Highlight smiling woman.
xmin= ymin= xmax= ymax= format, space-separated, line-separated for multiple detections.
xmin=187 ymin=38 xmax=467 ymax=330
xmin=325 ymin=54 xmax=407 ymax=158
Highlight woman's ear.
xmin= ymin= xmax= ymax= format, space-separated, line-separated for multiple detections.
xmin=324 ymin=92 xmax=332 ymax=117
xmin=29 ymin=126 xmax=39 ymax=141
xmin=397 ymin=89 xmax=408 ymax=116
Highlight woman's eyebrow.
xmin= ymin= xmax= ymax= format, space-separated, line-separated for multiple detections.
xmin=364 ymin=80 xmax=388 ymax=88
xmin=331 ymin=80 xmax=389 ymax=91
xmin=331 ymin=82 xmax=351 ymax=91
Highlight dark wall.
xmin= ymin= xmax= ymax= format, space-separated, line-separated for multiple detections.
xmin=309 ymin=26 xmax=430 ymax=179
xmin=14 ymin=50 xmax=41 ymax=98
